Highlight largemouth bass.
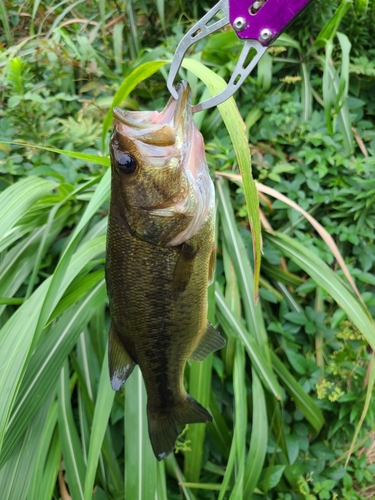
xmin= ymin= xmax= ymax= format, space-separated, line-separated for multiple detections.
xmin=106 ymin=81 xmax=225 ymax=460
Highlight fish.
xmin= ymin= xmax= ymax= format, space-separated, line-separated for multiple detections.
xmin=105 ymin=80 xmax=225 ymax=460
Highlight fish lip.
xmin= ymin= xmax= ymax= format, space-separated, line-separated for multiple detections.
xmin=112 ymin=81 xmax=191 ymax=129
xmin=113 ymin=107 xmax=128 ymax=124
xmin=169 ymin=80 xmax=191 ymax=126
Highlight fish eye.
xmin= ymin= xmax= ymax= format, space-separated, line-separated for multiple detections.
xmin=117 ymin=153 xmax=138 ymax=174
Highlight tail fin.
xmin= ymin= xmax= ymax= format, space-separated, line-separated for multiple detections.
xmin=147 ymin=395 xmax=212 ymax=460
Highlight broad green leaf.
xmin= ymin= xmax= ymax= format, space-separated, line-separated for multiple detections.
xmin=75 ymin=331 xmax=123 ymax=495
xmin=271 ymin=353 xmax=324 ymax=433
xmin=0 ymin=279 xmax=50 ymax=454
xmin=276 ymin=33 xmax=302 ymax=51
xmin=1 ymin=281 xmax=106 ymax=466
xmin=269 ymin=233 xmax=375 ymax=350
xmin=0 ymin=0 xmax=11 ymax=43
xmin=165 ymin=455 xmax=196 ymax=500
xmin=228 ymin=342 xmax=247 ymax=499
xmin=0 ymin=211 xmax=69 ymax=316
xmin=258 ymin=464 xmax=286 ymax=491
xmin=218 ymin=434 xmax=237 ymax=500
xmin=58 ymin=363 xmax=86 ymax=500
xmin=124 ymin=367 xmax=157 ymax=500
xmin=0 ymin=234 xmax=105 ymax=457
xmin=216 ymin=179 xmax=268 ymax=357
xmin=207 ymin=391 xmax=231 ymax=460
xmin=0 ymin=176 xmax=57 ymax=245
xmin=27 ymin=401 xmax=58 ymax=500
xmin=34 ymin=167 xmax=109 ymax=348
xmin=0 ymin=393 xmax=53 ymax=500
xmin=84 ymin=345 xmax=115 ymax=500
xmin=313 ymin=0 xmax=352 ymax=48
xmin=184 ymin=284 xmax=216 ymax=482
xmin=244 ymin=370 xmax=268 ymax=497
xmin=182 ymin=58 xmax=262 ymax=298
xmin=216 ymin=288 xmax=282 ymax=400
xmin=102 ymin=61 xmax=167 ymax=148
xmin=48 ymin=269 xmax=105 ymax=324
xmin=156 ymin=460 xmax=168 ymax=500
xmin=37 ymin=427 xmax=61 ymax=500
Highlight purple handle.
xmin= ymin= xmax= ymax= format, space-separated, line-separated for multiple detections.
xmin=229 ymin=0 xmax=313 ymax=45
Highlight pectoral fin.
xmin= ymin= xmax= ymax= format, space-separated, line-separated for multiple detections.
xmin=108 ymin=324 xmax=136 ymax=391
xmin=172 ymin=243 xmax=198 ymax=298
xmin=208 ymin=246 xmax=216 ymax=285
xmin=190 ymin=322 xmax=226 ymax=362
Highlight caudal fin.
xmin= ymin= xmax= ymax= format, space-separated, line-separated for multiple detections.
xmin=147 ymin=395 xmax=212 ymax=460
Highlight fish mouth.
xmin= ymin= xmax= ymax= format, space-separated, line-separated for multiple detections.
xmin=113 ymin=81 xmax=191 ymax=143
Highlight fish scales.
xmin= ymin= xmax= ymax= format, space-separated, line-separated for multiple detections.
xmin=106 ymin=81 xmax=225 ymax=460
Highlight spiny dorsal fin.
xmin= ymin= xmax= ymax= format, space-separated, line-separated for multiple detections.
xmin=108 ymin=324 xmax=136 ymax=391
xmin=147 ymin=395 xmax=212 ymax=460
xmin=172 ymin=243 xmax=198 ymax=298
xmin=190 ymin=322 xmax=226 ymax=362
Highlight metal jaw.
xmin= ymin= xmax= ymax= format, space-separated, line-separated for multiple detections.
xmin=167 ymin=0 xmax=266 ymax=113
xmin=167 ymin=0 xmax=229 ymax=106
xmin=167 ymin=0 xmax=313 ymax=112
xmin=193 ymin=39 xmax=266 ymax=112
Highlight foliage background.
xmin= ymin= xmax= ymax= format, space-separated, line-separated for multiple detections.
xmin=1 ymin=0 xmax=375 ymax=498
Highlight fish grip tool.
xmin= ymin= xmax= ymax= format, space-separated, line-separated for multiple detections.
xmin=167 ymin=0 xmax=314 ymax=112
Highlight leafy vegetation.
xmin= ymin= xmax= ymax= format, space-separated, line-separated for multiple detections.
xmin=1 ymin=0 xmax=375 ymax=498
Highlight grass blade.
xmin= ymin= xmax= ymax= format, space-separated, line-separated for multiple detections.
xmin=228 ymin=342 xmax=247 ymax=499
xmin=101 ymin=61 xmax=167 ymax=149
xmin=1 ymin=281 xmax=106 ymax=467
xmin=84 ymin=345 xmax=115 ymax=500
xmin=58 ymin=363 xmax=86 ymax=500
xmin=0 ymin=392 xmax=53 ymax=500
xmin=184 ymin=284 xmax=216 ymax=482
xmin=0 ymin=0 xmax=11 ymax=43
xmin=155 ymin=0 xmax=165 ymax=29
xmin=9 ymin=143 xmax=110 ymax=167
xmin=124 ymin=367 xmax=157 ymax=500
xmin=271 ymin=352 xmax=324 ymax=433
xmin=218 ymin=172 xmax=363 ymax=302
xmin=301 ymin=62 xmax=312 ymax=120
xmin=216 ymin=288 xmax=282 ymax=399
xmin=216 ymin=178 xmax=271 ymax=359
xmin=243 ymin=370 xmax=268 ymax=497
xmin=26 ymin=400 xmax=58 ymax=500
xmin=0 ymin=280 xmax=50 ymax=453
xmin=268 ymin=233 xmax=375 ymax=349
xmin=0 ymin=177 xmax=57 ymax=245
xmin=346 ymin=353 xmax=375 ymax=467
xmin=182 ymin=58 xmax=262 ymax=298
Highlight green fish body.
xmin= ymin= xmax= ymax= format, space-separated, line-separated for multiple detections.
xmin=106 ymin=81 xmax=225 ymax=460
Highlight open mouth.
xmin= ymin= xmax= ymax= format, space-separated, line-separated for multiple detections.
xmin=113 ymin=81 xmax=191 ymax=134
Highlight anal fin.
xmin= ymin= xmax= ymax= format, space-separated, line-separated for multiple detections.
xmin=108 ymin=324 xmax=136 ymax=391
xmin=190 ymin=322 xmax=226 ymax=362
